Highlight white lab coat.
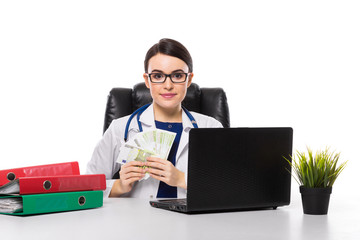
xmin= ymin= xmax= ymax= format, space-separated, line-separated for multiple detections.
xmin=86 ymin=103 xmax=223 ymax=198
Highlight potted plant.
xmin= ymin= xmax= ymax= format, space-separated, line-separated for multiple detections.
xmin=284 ymin=147 xmax=347 ymax=215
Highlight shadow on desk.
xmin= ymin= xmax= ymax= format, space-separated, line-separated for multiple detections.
xmin=149 ymin=200 xmax=283 ymax=215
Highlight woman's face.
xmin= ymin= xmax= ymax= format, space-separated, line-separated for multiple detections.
xmin=143 ymin=53 xmax=193 ymax=112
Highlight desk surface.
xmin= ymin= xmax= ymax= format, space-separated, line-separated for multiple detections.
xmin=1 ymin=192 xmax=359 ymax=240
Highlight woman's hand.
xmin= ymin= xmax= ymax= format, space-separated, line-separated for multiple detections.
xmin=144 ymin=157 xmax=187 ymax=189
xmin=109 ymin=161 xmax=145 ymax=197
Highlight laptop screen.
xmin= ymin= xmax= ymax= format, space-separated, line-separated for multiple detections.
xmin=186 ymin=128 xmax=293 ymax=212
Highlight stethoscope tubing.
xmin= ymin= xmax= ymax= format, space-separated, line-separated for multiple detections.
xmin=124 ymin=103 xmax=198 ymax=141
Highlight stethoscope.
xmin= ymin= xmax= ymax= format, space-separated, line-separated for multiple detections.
xmin=124 ymin=103 xmax=198 ymax=141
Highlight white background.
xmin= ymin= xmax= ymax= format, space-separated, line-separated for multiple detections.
xmin=0 ymin=0 xmax=359 ymax=199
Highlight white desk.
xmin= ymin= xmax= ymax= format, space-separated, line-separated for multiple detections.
xmin=1 ymin=192 xmax=359 ymax=240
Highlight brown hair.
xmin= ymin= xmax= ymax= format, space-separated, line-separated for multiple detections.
xmin=144 ymin=38 xmax=193 ymax=73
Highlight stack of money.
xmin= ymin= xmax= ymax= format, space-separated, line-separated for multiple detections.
xmin=117 ymin=129 xmax=176 ymax=180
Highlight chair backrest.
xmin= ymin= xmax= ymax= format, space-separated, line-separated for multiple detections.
xmin=103 ymin=82 xmax=230 ymax=133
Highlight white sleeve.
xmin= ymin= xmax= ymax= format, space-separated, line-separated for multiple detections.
xmin=190 ymin=111 xmax=224 ymax=128
xmin=212 ymin=119 xmax=223 ymax=128
xmin=205 ymin=115 xmax=223 ymax=128
xmin=86 ymin=121 xmax=121 ymax=197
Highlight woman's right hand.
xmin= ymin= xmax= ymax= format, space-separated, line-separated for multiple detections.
xmin=109 ymin=161 xmax=145 ymax=197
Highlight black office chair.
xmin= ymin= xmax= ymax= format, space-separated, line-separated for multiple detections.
xmin=103 ymin=82 xmax=230 ymax=133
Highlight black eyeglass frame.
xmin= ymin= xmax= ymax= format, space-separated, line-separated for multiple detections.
xmin=147 ymin=72 xmax=191 ymax=84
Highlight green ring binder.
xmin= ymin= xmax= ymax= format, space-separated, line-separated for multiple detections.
xmin=0 ymin=191 xmax=103 ymax=215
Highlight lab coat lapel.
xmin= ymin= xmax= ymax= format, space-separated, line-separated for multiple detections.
xmin=176 ymin=109 xmax=194 ymax=163
xmin=128 ymin=104 xmax=156 ymax=138
xmin=138 ymin=103 xmax=156 ymax=131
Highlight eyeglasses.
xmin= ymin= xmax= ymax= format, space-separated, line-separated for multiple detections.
xmin=147 ymin=72 xmax=190 ymax=83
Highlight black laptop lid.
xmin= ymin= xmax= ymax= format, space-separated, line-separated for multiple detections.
xmin=187 ymin=128 xmax=293 ymax=212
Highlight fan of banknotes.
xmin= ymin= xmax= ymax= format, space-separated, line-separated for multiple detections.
xmin=116 ymin=129 xmax=176 ymax=179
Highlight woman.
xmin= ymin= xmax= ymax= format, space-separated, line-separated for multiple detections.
xmin=87 ymin=38 xmax=223 ymax=198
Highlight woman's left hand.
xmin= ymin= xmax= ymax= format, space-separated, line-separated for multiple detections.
xmin=144 ymin=157 xmax=187 ymax=189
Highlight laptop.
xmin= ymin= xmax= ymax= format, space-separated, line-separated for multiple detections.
xmin=149 ymin=127 xmax=293 ymax=213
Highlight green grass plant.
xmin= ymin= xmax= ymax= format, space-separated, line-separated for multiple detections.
xmin=284 ymin=147 xmax=347 ymax=188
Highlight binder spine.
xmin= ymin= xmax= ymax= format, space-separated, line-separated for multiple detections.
xmin=18 ymin=175 xmax=106 ymax=194
xmin=16 ymin=191 xmax=103 ymax=215
xmin=0 ymin=162 xmax=80 ymax=186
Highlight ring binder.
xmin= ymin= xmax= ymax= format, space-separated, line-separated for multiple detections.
xmin=0 ymin=174 xmax=106 ymax=195
xmin=0 ymin=191 xmax=103 ymax=215
xmin=1 ymin=162 xmax=80 ymax=186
